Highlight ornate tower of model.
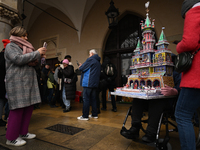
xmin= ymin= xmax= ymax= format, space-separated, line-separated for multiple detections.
xmin=154 ymin=27 xmax=173 ymax=76
xmin=131 ymin=1 xmax=156 ymax=77
xmin=128 ymin=1 xmax=174 ymax=88
xmin=132 ymin=38 xmax=142 ymax=74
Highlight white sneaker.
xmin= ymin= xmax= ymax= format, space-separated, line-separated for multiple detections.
xmin=6 ymin=137 xmax=26 ymax=146
xmin=77 ymin=116 xmax=89 ymax=121
xmin=20 ymin=133 xmax=36 ymax=139
xmin=89 ymin=114 xmax=98 ymax=119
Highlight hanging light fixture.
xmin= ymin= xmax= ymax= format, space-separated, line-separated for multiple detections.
xmin=105 ymin=0 xmax=119 ymax=29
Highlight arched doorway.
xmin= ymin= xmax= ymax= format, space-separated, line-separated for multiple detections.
xmin=103 ymin=13 xmax=144 ymax=87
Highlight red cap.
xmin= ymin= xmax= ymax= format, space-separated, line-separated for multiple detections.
xmin=2 ymin=39 xmax=10 ymax=48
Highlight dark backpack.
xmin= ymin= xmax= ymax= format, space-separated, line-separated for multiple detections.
xmin=104 ymin=63 xmax=114 ymax=76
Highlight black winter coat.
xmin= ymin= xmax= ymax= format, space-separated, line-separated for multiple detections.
xmin=62 ymin=65 xmax=77 ymax=100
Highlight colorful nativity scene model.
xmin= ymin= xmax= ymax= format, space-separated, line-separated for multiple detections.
xmin=115 ymin=1 xmax=174 ymax=97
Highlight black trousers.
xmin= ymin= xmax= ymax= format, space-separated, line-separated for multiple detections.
xmin=102 ymin=84 xmax=116 ymax=109
xmin=96 ymin=89 xmax=100 ymax=111
xmin=131 ymin=98 xmax=174 ymax=134
xmin=42 ymin=84 xmax=48 ymax=103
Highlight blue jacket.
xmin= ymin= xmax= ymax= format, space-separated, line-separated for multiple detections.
xmin=79 ymin=54 xmax=101 ymax=88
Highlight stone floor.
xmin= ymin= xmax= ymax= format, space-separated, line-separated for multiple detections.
xmin=0 ymin=101 xmax=200 ymax=150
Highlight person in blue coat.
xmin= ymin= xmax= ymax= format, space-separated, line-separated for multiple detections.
xmin=77 ymin=49 xmax=101 ymax=120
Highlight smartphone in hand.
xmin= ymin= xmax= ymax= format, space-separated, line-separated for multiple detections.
xmin=43 ymin=42 xmax=47 ymax=48
xmin=76 ymin=60 xmax=79 ymax=66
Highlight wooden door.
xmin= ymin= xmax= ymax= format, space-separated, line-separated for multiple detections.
xmin=46 ymin=57 xmax=60 ymax=70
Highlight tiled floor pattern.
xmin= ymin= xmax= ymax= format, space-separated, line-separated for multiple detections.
xmin=0 ymin=101 xmax=200 ymax=150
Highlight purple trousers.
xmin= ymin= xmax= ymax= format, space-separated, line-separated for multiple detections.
xmin=6 ymin=105 xmax=34 ymax=140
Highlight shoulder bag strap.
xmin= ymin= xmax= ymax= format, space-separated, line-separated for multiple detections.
xmin=193 ymin=48 xmax=200 ymax=56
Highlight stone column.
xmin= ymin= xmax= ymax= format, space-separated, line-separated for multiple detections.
xmin=0 ymin=1 xmax=20 ymax=50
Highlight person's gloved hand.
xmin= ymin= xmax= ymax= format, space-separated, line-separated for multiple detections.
xmin=161 ymin=85 xmax=178 ymax=96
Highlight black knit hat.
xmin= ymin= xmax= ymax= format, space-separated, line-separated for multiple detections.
xmin=181 ymin=0 xmax=200 ymax=18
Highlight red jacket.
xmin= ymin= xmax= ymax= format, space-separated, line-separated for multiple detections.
xmin=176 ymin=6 xmax=200 ymax=88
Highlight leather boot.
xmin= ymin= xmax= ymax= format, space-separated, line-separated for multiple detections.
xmin=121 ymin=125 xmax=140 ymax=139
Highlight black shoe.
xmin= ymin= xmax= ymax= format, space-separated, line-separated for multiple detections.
xmin=142 ymin=132 xmax=156 ymax=143
xmin=63 ymin=109 xmax=70 ymax=113
xmin=50 ymin=104 xmax=58 ymax=108
xmin=0 ymin=119 xmax=7 ymax=126
xmin=112 ymin=108 xmax=117 ymax=112
xmin=101 ymin=107 xmax=107 ymax=111
xmin=120 ymin=126 xmax=140 ymax=139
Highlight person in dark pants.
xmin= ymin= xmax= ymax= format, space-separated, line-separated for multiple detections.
xmin=42 ymin=63 xmax=50 ymax=103
xmin=34 ymin=65 xmax=41 ymax=109
xmin=95 ymin=88 xmax=101 ymax=114
xmin=77 ymin=49 xmax=101 ymax=120
xmin=50 ymin=64 xmax=61 ymax=108
xmin=47 ymin=68 xmax=55 ymax=105
xmin=101 ymin=57 xmax=117 ymax=112
xmin=121 ymin=54 xmax=181 ymax=143
xmin=54 ymin=63 xmax=64 ymax=107
xmin=0 ymin=39 xmax=10 ymax=126
xmin=95 ymin=65 xmax=107 ymax=114
xmin=50 ymin=82 xmax=60 ymax=108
